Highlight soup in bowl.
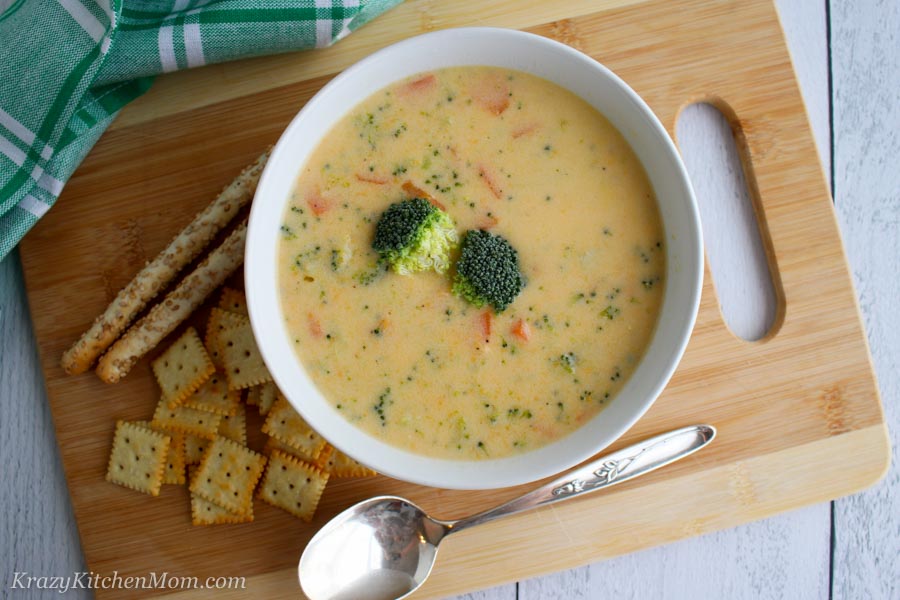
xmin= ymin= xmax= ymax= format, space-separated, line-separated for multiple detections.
xmin=246 ymin=28 xmax=702 ymax=490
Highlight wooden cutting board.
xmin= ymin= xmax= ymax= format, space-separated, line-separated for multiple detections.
xmin=19 ymin=0 xmax=889 ymax=598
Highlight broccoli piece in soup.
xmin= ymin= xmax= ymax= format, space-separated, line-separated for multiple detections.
xmin=453 ymin=229 xmax=525 ymax=312
xmin=372 ymin=198 xmax=457 ymax=275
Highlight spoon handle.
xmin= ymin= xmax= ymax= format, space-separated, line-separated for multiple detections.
xmin=448 ymin=424 xmax=716 ymax=535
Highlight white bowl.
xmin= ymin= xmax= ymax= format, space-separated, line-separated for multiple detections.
xmin=246 ymin=27 xmax=703 ymax=490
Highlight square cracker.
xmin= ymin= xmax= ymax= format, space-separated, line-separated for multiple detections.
xmin=257 ymin=381 xmax=278 ymax=416
xmin=162 ymin=434 xmax=186 ymax=485
xmin=218 ymin=403 xmax=247 ymax=445
xmin=327 ymin=447 xmax=378 ymax=478
xmin=261 ymin=395 xmax=327 ymax=459
xmin=218 ymin=287 xmax=248 ymax=316
xmin=151 ymin=327 xmax=215 ymax=408
xmin=257 ymin=450 xmax=329 ymax=522
xmin=152 ymin=396 xmax=221 ymax=439
xmin=184 ymin=434 xmax=211 ymax=465
xmin=245 ymin=385 xmax=259 ymax=406
xmin=106 ymin=421 xmax=170 ymax=496
xmin=183 ymin=371 xmax=241 ymax=416
xmin=205 ymin=308 xmax=248 ymax=369
xmin=135 ymin=420 xmax=186 ymax=485
xmin=188 ymin=467 xmax=254 ymax=526
xmin=219 ymin=321 xmax=272 ymax=390
xmin=264 ymin=437 xmax=333 ymax=471
xmin=189 ymin=437 xmax=266 ymax=515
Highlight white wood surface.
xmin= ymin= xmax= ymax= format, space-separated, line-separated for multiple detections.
xmin=1 ymin=1 xmax=896 ymax=598
xmin=830 ymin=1 xmax=900 ymax=598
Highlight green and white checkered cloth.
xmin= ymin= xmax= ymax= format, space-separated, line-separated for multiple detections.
xmin=0 ymin=0 xmax=402 ymax=261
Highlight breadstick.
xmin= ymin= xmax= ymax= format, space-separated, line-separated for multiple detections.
xmin=96 ymin=222 xmax=247 ymax=384
xmin=61 ymin=150 xmax=269 ymax=375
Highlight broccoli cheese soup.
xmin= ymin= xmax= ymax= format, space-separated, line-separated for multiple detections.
xmin=277 ymin=66 xmax=665 ymax=460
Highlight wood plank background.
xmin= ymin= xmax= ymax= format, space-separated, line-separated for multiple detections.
xmin=2 ymin=0 xmax=897 ymax=599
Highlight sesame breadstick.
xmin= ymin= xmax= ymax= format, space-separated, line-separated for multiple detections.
xmin=96 ymin=222 xmax=247 ymax=383
xmin=61 ymin=149 xmax=268 ymax=374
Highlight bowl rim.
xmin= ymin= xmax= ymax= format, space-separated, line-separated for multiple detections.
xmin=246 ymin=26 xmax=703 ymax=490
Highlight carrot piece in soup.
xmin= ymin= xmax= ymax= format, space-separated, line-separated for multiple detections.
xmin=575 ymin=410 xmax=592 ymax=425
xmin=473 ymin=74 xmax=510 ymax=115
xmin=478 ymin=164 xmax=503 ymax=199
xmin=479 ymin=311 xmax=493 ymax=343
xmin=401 ymin=180 xmax=431 ymax=199
xmin=372 ymin=318 xmax=389 ymax=336
xmin=401 ymin=180 xmax=446 ymax=211
xmin=306 ymin=189 xmax=332 ymax=216
xmin=512 ymin=123 xmax=539 ymax=138
xmin=511 ymin=319 xmax=531 ymax=342
xmin=401 ymin=74 xmax=437 ymax=96
xmin=307 ymin=314 xmax=324 ymax=339
xmin=356 ymin=173 xmax=389 ymax=185
xmin=478 ymin=214 xmax=499 ymax=229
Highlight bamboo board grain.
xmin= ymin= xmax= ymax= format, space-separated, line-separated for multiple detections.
xmin=18 ymin=0 xmax=889 ymax=598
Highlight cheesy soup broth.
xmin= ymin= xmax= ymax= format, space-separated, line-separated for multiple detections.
xmin=278 ymin=67 xmax=665 ymax=460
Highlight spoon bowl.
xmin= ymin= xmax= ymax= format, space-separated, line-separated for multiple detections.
xmin=299 ymin=424 xmax=716 ymax=600
xmin=299 ymin=496 xmax=447 ymax=600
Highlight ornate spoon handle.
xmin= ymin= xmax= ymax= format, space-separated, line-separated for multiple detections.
xmin=448 ymin=425 xmax=716 ymax=535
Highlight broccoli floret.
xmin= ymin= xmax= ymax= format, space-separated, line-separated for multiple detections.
xmin=452 ymin=229 xmax=525 ymax=312
xmin=372 ymin=198 xmax=457 ymax=275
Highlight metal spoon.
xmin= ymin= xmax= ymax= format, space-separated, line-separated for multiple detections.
xmin=299 ymin=424 xmax=716 ymax=600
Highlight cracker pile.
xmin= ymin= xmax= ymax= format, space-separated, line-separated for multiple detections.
xmin=105 ymin=287 xmax=376 ymax=526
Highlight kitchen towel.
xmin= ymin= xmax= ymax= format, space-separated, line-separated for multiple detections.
xmin=0 ymin=0 xmax=402 ymax=260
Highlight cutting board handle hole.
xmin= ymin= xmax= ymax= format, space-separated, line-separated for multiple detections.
xmin=676 ymin=102 xmax=782 ymax=341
